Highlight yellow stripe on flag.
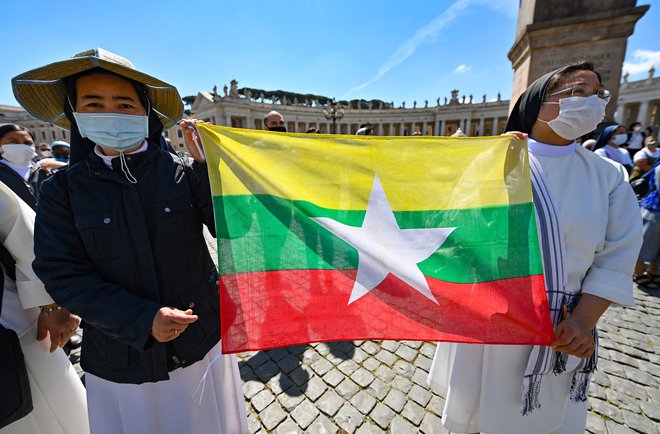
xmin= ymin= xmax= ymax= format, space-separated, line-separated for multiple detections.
xmin=198 ymin=124 xmax=531 ymax=211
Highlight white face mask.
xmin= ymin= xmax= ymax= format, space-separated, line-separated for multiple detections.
xmin=611 ymin=134 xmax=628 ymax=146
xmin=540 ymin=95 xmax=608 ymax=140
xmin=1 ymin=144 xmax=36 ymax=165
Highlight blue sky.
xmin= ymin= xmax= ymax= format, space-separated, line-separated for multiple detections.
xmin=2 ymin=0 xmax=658 ymax=108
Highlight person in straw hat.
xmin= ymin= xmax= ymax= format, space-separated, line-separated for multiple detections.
xmin=14 ymin=48 xmax=248 ymax=434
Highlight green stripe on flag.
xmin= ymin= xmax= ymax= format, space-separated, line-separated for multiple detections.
xmin=214 ymin=195 xmax=542 ymax=284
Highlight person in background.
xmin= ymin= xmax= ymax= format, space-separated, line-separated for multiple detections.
xmin=0 ymin=181 xmax=88 ymax=434
xmin=428 ymin=62 xmax=642 ymax=434
xmin=627 ymin=121 xmax=646 ymax=158
xmin=593 ymin=124 xmax=633 ymax=174
xmin=633 ymin=153 xmax=660 ymax=290
xmin=263 ymin=110 xmax=286 ymax=132
xmin=15 ymin=48 xmax=247 ymax=434
xmin=631 ymin=135 xmax=659 ymax=181
xmin=0 ymin=124 xmax=66 ymax=209
xmin=51 ymin=141 xmax=71 ymax=164
xmin=35 ymin=143 xmax=52 ymax=160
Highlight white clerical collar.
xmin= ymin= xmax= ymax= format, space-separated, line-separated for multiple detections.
xmin=528 ymin=138 xmax=576 ymax=157
xmin=0 ymin=159 xmax=32 ymax=181
xmin=94 ymin=141 xmax=149 ymax=169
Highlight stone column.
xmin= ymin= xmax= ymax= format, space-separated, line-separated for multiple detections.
xmin=638 ymin=100 xmax=651 ymax=126
xmin=400 ymin=123 xmax=405 ymax=136
xmin=493 ymin=117 xmax=500 ymax=135
xmin=508 ymin=1 xmax=648 ymax=121
xmin=479 ymin=117 xmax=485 ymax=136
xmin=438 ymin=120 xmax=444 ymax=136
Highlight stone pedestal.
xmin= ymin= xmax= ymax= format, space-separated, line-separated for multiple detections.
xmin=508 ymin=1 xmax=648 ymax=120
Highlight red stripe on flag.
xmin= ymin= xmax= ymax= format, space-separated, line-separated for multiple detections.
xmin=220 ymin=270 xmax=554 ymax=354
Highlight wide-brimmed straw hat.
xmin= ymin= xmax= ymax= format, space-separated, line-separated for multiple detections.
xmin=12 ymin=48 xmax=183 ymax=130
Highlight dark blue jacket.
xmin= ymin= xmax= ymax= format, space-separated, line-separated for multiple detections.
xmin=33 ymin=143 xmax=220 ymax=384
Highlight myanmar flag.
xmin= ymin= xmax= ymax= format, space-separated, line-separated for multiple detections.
xmin=198 ymin=124 xmax=554 ymax=354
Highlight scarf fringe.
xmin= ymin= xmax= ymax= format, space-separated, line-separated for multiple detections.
xmin=569 ymin=372 xmax=592 ymax=402
xmin=521 ymin=375 xmax=543 ymax=415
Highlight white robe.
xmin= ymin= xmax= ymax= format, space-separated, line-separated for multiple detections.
xmin=0 ymin=183 xmax=89 ymax=434
xmin=428 ymin=140 xmax=643 ymax=434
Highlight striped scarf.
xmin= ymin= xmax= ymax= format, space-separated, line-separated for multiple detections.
xmin=521 ymin=154 xmax=598 ymax=415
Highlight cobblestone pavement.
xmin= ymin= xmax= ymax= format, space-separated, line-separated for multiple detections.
xmin=68 ymin=234 xmax=660 ymax=433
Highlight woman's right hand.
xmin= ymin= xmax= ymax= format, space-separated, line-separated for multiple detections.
xmin=36 ymin=304 xmax=81 ymax=352
xmin=151 ymin=307 xmax=199 ymax=342
xmin=502 ymin=131 xmax=528 ymax=140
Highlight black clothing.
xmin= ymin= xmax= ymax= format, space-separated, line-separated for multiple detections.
xmin=33 ymin=143 xmax=220 ymax=384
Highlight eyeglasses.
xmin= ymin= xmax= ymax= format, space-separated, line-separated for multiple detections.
xmin=547 ymin=85 xmax=611 ymax=101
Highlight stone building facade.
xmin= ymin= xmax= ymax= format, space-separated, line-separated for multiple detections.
xmin=2 ymin=68 xmax=658 ymax=150
xmin=190 ymin=85 xmax=509 ymax=137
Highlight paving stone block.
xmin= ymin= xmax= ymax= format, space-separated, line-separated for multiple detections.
xmin=304 ymin=375 xmax=327 ymax=402
xmin=426 ymin=395 xmax=445 ymax=415
xmin=317 ymin=390 xmax=345 ymax=417
xmin=641 ymin=400 xmax=660 ymax=421
xmin=604 ymin=419 xmax=637 ymax=434
xmin=420 ymin=412 xmax=449 ymax=434
xmin=588 ymin=382 xmax=607 ymax=400
xmin=401 ymin=400 xmax=425 ymax=426
xmin=610 ymin=376 xmax=648 ymax=400
xmin=322 ymin=368 xmax=345 ymax=387
xmin=625 ymin=367 xmax=658 ymax=387
xmin=306 ymin=413 xmax=338 ymax=434
xmin=412 ymin=368 xmax=430 ymax=387
xmin=401 ymin=340 xmax=423 ymax=349
xmin=390 ymin=415 xmax=417 ymax=434
xmin=361 ymin=341 xmax=380 ymax=355
xmin=335 ymin=403 xmax=363 ymax=434
xmin=337 ymin=359 xmax=360 ymax=375
xmin=290 ymin=399 xmax=319 ymax=429
xmin=375 ymin=349 xmax=397 ymax=366
xmin=409 ymin=384 xmax=433 ymax=407
xmin=247 ymin=412 xmax=262 ymax=433
xmin=273 ymin=417 xmax=302 ymax=434
xmin=336 ymin=378 xmax=360 ymax=399
xmin=352 ymin=347 xmax=368 ymax=364
xmin=370 ymin=403 xmax=396 ymax=429
xmin=605 ymin=389 xmax=642 ymax=412
xmin=267 ymin=347 xmax=290 ymax=362
xmin=384 ymin=388 xmax=407 ymax=412
xmin=246 ymin=351 xmax=270 ymax=369
xmin=381 ymin=340 xmax=400 ymax=352
xmin=415 ymin=354 xmax=433 ymax=372
xmin=302 ymin=348 xmax=321 ymax=364
xmin=393 ymin=359 xmax=414 ymax=377
xmin=252 ymin=389 xmax=276 ymax=412
xmin=391 ymin=377 xmax=413 ymax=394
xmin=590 ymin=398 xmax=625 ymax=424
xmin=243 ymin=380 xmax=265 ymax=399
xmin=256 ymin=360 xmax=280 ymax=382
xmin=362 ymin=357 xmax=380 ymax=372
xmin=622 ymin=408 xmax=659 ymax=433
xmin=260 ymin=401 xmax=288 ymax=431
xmin=279 ymin=354 xmax=303 ymax=373
xmin=351 ymin=390 xmax=377 ymax=415
xmin=268 ymin=373 xmax=294 ymax=395
xmin=586 ymin=413 xmax=606 ymax=434
xmin=420 ymin=343 xmax=437 ymax=358
xmin=351 ymin=368 xmax=375 ymax=388
xmin=278 ymin=386 xmax=305 ymax=412
xmin=289 ymin=366 xmax=311 ymax=387
xmin=239 ymin=364 xmax=256 ymax=381
xmin=316 ymin=343 xmax=331 ymax=356
xmin=355 ymin=422 xmax=382 ymax=434
xmin=395 ymin=344 xmax=418 ymax=362
xmin=310 ymin=358 xmax=334 ymax=376
xmin=374 ymin=365 xmax=395 ymax=383
xmin=367 ymin=378 xmax=389 ymax=400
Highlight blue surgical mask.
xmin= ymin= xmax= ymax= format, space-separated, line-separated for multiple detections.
xmin=612 ymin=134 xmax=628 ymax=146
xmin=73 ymin=112 xmax=149 ymax=152
xmin=54 ymin=155 xmax=70 ymax=164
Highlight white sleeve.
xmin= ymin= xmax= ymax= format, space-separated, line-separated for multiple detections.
xmin=0 ymin=183 xmax=54 ymax=309
xmin=580 ymin=165 xmax=643 ymax=306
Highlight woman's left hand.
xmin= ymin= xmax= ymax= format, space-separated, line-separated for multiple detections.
xmin=551 ymin=316 xmax=595 ymax=358
xmin=36 ymin=304 xmax=81 ymax=352
xmin=179 ymin=119 xmax=207 ymax=163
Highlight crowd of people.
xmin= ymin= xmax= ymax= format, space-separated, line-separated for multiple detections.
xmin=0 ymin=48 xmax=652 ymax=434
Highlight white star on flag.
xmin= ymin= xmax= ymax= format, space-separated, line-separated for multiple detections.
xmin=313 ymin=174 xmax=456 ymax=305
